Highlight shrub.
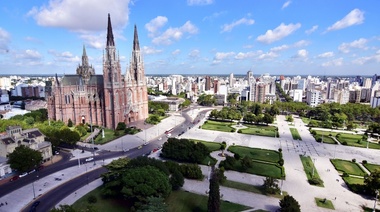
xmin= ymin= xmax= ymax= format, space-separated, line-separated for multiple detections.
xmin=278 ymin=148 xmax=282 ymax=153
xmin=170 ymin=170 xmax=184 ymax=190
xmin=234 ymin=153 xmax=241 ymax=160
xmin=352 ymin=158 xmax=356 ymax=163
xmin=231 ymin=129 xmax=235 ymax=132
xmin=278 ymin=159 xmax=284 ymax=166
xmin=362 ymin=160 xmax=367 ymax=165
xmin=237 ymin=129 xmax=242 ymax=133
xmin=316 ymin=137 xmax=322 ymax=143
xmin=308 ymin=177 xmax=323 ymax=186
xmin=342 ymin=141 xmax=348 ymax=145
xmin=342 ymin=172 xmax=349 ymax=177
xmin=179 ymin=164 xmax=203 ymax=180
xmin=67 ymin=119 xmax=73 ymax=127
xmin=116 ymin=122 xmax=126 ymax=130
xmin=114 ymin=130 xmax=120 ymax=136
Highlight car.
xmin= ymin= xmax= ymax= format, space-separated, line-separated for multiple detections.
xmin=10 ymin=175 xmax=19 ymax=182
xmin=32 ymin=201 xmax=40 ymax=207
xmin=19 ymin=172 xmax=28 ymax=178
xmin=143 ymin=142 xmax=148 ymax=146
xmin=55 ymin=151 xmax=59 ymax=155
xmin=28 ymin=169 xmax=36 ymax=174
xmin=37 ymin=165 xmax=44 ymax=171
xmin=93 ymin=147 xmax=99 ymax=150
xmin=158 ymin=137 xmax=162 ymax=140
xmin=29 ymin=201 xmax=40 ymax=212
xmin=138 ymin=145 xmax=143 ymax=149
xmin=124 ymin=148 xmax=130 ymax=152
xmin=85 ymin=157 xmax=94 ymax=162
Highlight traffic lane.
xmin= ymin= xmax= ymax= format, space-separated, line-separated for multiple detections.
xmin=21 ymin=167 xmax=107 ymax=212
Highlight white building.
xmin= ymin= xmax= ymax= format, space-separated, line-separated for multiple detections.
xmin=293 ymin=89 xmax=303 ymax=102
xmin=306 ymin=90 xmax=322 ymax=107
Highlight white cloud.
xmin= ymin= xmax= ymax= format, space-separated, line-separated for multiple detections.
xmin=293 ymin=40 xmax=310 ymax=47
xmin=203 ymin=11 xmax=227 ymax=22
xmin=145 ymin=16 xmax=168 ymax=37
xmin=282 ymin=1 xmax=291 ymax=9
xmin=322 ymin=58 xmax=343 ymax=67
xmin=317 ymin=52 xmax=334 ymax=58
xmin=305 ymin=25 xmax=318 ymax=35
xmin=48 ymin=50 xmax=80 ymax=62
xmin=28 ymin=0 xmax=130 ymax=32
xmin=258 ymin=51 xmax=278 ymax=60
xmin=152 ymin=21 xmax=198 ymax=45
xmin=338 ymin=38 xmax=368 ymax=53
xmin=187 ymin=0 xmax=214 ymax=6
xmin=142 ymin=46 xmax=162 ymax=55
xmin=172 ymin=49 xmax=181 ymax=55
xmin=292 ymin=49 xmax=308 ymax=59
xmin=212 ymin=51 xmax=235 ymax=64
xmin=15 ymin=49 xmax=42 ymax=60
xmin=326 ymin=9 xmax=364 ymax=32
xmin=221 ymin=18 xmax=255 ymax=33
xmin=188 ymin=49 xmax=200 ymax=58
xmin=235 ymin=51 xmax=262 ymax=60
xmin=270 ymin=45 xmax=289 ymax=52
xmin=80 ymin=34 xmax=104 ymax=49
xmin=0 ymin=28 xmax=11 ymax=53
xmin=352 ymin=51 xmax=380 ymax=65
xmin=256 ymin=23 xmax=301 ymax=44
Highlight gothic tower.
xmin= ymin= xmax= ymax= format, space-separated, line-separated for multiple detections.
xmin=124 ymin=25 xmax=149 ymax=124
xmin=103 ymin=14 xmax=123 ymax=129
xmin=76 ymin=45 xmax=95 ymax=84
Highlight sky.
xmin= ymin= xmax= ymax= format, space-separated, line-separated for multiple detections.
xmin=0 ymin=0 xmax=380 ymax=76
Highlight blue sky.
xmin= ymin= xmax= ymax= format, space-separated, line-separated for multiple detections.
xmin=0 ymin=0 xmax=379 ymax=76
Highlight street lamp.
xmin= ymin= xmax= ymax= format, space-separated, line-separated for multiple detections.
xmin=374 ymin=189 xmax=379 ymax=212
xmin=280 ymin=179 xmax=283 ymax=195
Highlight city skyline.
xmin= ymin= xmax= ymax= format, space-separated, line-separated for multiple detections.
xmin=0 ymin=0 xmax=379 ymax=76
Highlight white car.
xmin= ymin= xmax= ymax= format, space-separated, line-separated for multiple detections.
xmin=19 ymin=172 xmax=28 ymax=177
xmin=85 ymin=157 xmax=94 ymax=162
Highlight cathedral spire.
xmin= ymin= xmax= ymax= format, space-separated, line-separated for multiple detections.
xmin=83 ymin=44 xmax=87 ymax=57
xmin=82 ymin=45 xmax=88 ymax=66
xmin=133 ymin=25 xmax=140 ymax=51
xmin=106 ymin=13 xmax=115 ymax=46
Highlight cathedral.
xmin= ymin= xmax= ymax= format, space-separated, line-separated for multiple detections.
xmin=47 ymin=14 xmax=149 ymax=129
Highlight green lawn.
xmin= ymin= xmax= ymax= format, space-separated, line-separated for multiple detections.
xmin=202 ymin=120 xmax=235 ymax=133
xmin=330 ymin=159 xmax=366 ymax=176
xmin=315 ymin=198 xmax=335 ymax=210
xmin=239 ymin=124 xmax=278 ymax=137
xmin=192 ymin=139 xmax=222 ymax=152
xmin=311 ymin=130 xmax=337 ymax=144
xmin=166 ymin=190 xmax=251 ymax=212
xmin=363 ymin=163 xmax=380 ymax=174
xmin=301 ymin=117 xmax=310 ymax=125
xmin=289 ymin=128 xmax=302 ymax=140
xmin=342 ymin=176 xmax=366 ymax=194
xmin=300 ymin=156 xmax=324 ymax=187
xmin=337 ymin=133 xmax=380 ymax=149
xmin=228 ymin=146 xmax=281 ymax=163
xmin=94 ymin=129 xmax=125 ymax=144
xmin=71 ymin=187 xmax=251 ymax=212
xmin=221 ymin=180 xmax=286 ymax=199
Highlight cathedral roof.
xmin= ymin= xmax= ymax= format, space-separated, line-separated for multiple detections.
xmin=60 ymin=75 xmax=104 ymax=86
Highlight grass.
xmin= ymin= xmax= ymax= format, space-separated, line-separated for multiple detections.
xmin=166 ymin=190 xmax=251 ymax=212
xmin=363 ymin=163 xmax=380 ymax=174
xmin=192 ymin=139 xmax=222 ymax=152
xmin=330 ymin=159 xmax=366 ymax=176
xmin=337 ymin=133 xmax=380 ymax=149
xmin=301 ymin=117 xmax=310 ymax=125
xmin=228 ymin=146 xmax=281 ymax=163
xmin=71 ymin=187 xmax=251 ymax=212
xmin=315 ymin=198 xmax=335 ymax=210
xmin=94 ymin=128 xmax=125 ymax=144
xmin=202 ymin=120 xmax=235 ymax=133
xmin=289 ymin=128 xmax=302 ymax=140
xmin=300 ymin=155 xmax=324 ymax=187
xmin=222 ymin=180 xmax=287 ymax=199
xmin=311 ymin=130 xmax=337 ymax=144
xmin=239 ymin=124 xmax=278 ymax=137
xmin=226 ymin=145 xmax=284 ymax=178
xmin=342 ymin=176 xmax=366 ymax=194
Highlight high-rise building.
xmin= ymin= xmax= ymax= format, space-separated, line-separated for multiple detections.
xmin=47 ymin=14 xmax=148 ymax=129
xmin=205 ymin=76 xmax=211 ymax=91
xmin=229 ymin=73 xmax=234 ymax=86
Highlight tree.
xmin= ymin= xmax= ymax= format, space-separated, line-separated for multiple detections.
xmin=241 ymin=156 xmax=253 ymax=171
xmin=121 ymin=166 xmax=171 ymax=203
xmin=8 ymin=145 xmax=42 ymax=172
xmin=170 ymin=169 xmax=184 ymax=190
xmin=116 ymin=122 xmax=126 ymax=130
xmin=208 ymin=171 xmax=220 ymax=212
xmin=220 ymin=142 xmax=227 ymax=156
xmin=263 ymin=177 xmax=280 ymax=194
xmin=364 ymin=170 xmax=380 ymax=195
xmin=279 ymin=195 xmax=301 ymax=212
